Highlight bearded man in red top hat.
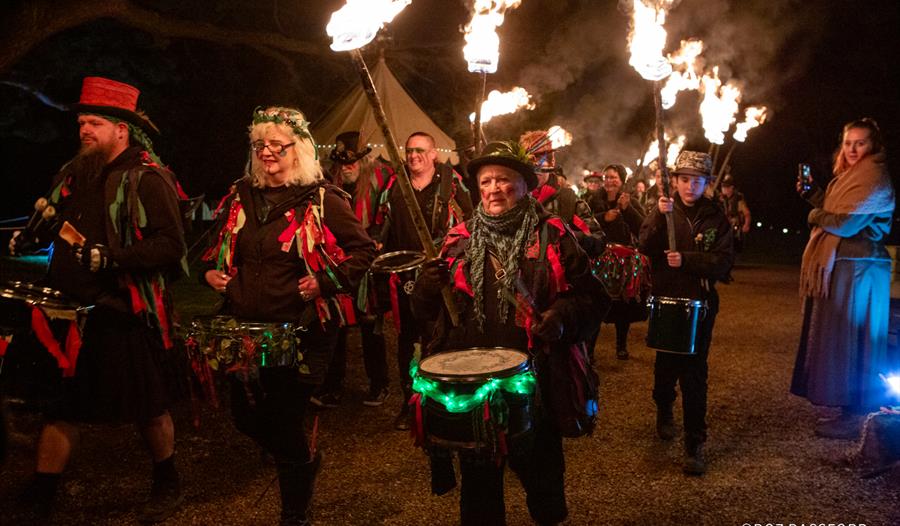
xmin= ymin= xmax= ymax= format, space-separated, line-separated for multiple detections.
xmin=8 ymin=76 xmax=187 ymax=522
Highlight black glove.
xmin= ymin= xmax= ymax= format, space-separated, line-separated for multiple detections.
xmin=74 ymin=243 xmax=115 ymax=272
xmin=415 ymin=258 xmax=450 ymax=297
xmin=532 ymin=309 xmax=564 ymax=342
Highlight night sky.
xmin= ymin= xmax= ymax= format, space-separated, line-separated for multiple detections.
xmin=1 ymin=0 xmax=898 ymax=244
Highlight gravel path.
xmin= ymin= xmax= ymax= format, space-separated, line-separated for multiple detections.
xmin=2 ymin=264 xmax=899 ymax=525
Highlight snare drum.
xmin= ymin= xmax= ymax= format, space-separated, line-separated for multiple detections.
xmin=0 ymin=281 xmax=92 ymax=408
xmin=592 ymin=244 xmax=650 ymax=301
xmin=0 ymin=281 xmax=91 ymax=329
xmin=185 ymin=315 xmax=307 ymax=374
xmin=411 ymin=348 xmax=536 ymax=451
xmin=368 ymin=250 xmax=426 ymax=314
xmin=645 ymin=296 xmax=707 ymax=355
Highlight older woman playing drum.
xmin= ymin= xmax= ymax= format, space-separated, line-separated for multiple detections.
xmin=201 ymin=106 xmax=375 ymax=525
xmin=410 ymin=141 xmax=604 ymax=525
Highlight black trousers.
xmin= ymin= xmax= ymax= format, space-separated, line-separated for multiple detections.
xmin=652 ymin=295 xmax=718 ymax=446
xmin=396 ymin=295 xmax=422 ymax=401
xmin=229 ymin=327 xmax=337 ymax=461
xmin=322 ymin=313 xmax=389 ymax=394
xmin=458 ymin=419 xmax=567 ymax=526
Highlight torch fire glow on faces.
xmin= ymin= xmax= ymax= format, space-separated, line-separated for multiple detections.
xmin=627 ymin=0 xmax=677 ymax=249
xmin=327 ymin=0 xmax=459 ymax=326
xmin=464 ymin=0 xmax=522 ymax=154
xmin=468 ymin=86 xmax=535 ymax=124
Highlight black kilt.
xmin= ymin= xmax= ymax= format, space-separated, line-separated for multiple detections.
xmin=45 ymin=306 xmax=187 ymax=423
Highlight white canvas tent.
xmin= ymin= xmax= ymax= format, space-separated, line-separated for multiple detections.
xmin=312 ymin=58 xmax=459 ymax=165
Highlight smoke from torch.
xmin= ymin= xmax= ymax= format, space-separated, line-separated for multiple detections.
xmin=463 ymin=0 xmax=522 ymax=74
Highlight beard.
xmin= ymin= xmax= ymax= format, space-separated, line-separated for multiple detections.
xmin=67 ymin=145 xmax=112 ymax=183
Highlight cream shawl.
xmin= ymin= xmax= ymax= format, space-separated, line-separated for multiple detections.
xmin=799 ymin=152 xmax=894 ymax=298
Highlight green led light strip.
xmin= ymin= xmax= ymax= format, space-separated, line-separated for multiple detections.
xmin=410 ymin=362 xmax=536 ymax=413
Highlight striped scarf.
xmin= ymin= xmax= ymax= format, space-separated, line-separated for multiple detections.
xmin=465 ymin=196 xmax=539 ymax=330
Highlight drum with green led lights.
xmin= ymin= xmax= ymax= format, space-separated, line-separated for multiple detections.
xmin=410 ymin=347 xmax=536 ymax=452
xmin=185 ymin=315 xmax=309 ymax=377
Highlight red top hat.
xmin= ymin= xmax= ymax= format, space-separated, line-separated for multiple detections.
xmin=70 ymin=77 xmax=159 ymax=135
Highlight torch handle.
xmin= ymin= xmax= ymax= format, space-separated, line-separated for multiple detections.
xmin=652 ymin=81 xmax=678 ymax=251
xmin=709 ymin=142 xmax=737 ymax=195
xmin=350 ymin=50 xmax=460 ymax=327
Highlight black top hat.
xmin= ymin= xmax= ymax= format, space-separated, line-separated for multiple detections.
xmin=329 ymin=131 xmax=372 ymax=165
xmin=467 ymin=141 xmax=538 ymax=190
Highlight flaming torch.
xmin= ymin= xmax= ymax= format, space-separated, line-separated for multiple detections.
xmin=627 ymin=0 xmax=677 ymax=249
xmin=660 ymin=39 xmax=703 ymax=110
xmin=464 ymin=0 xmax=522 ymax=154
xmin=698 ymin=67 xmax=741 ymax=169
xmin=327 ymin=0 xmax=460 ymax=326
xmin=468 ymin=86 xmax=535 ymax=124
xmin=710 ymin=105 xmax=768 ymax=192
xmin=639 ymin=132 xmax=686 ymax=170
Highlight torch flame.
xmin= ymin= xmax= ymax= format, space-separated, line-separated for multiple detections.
xmin=660 ymin=39 xmax=703 ymax=109
xmin=627 ymin=0 xmax=676 ymax=81
xmin=469 ymin=86 xmax=535 ymax=123
xmin=699 ymin=67 xmax=742 ymax=145
xmin=732 ymin=105 xmax=768 ymax=142
xmin=640 ymin=133 xmax=686 ymax=168
xmin=547 ymin=125 xmax=573 ymax=149
xmin=327 ymin=0 xmax=411 ymax=52
xmin=463 ymin=0 xmax=522 ymax=74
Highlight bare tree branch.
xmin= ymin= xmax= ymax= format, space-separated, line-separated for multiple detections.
xmin=0 ymin=0 xmax=328 ymax=74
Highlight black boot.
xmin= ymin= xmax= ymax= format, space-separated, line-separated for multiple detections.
xmin=18 ymin=472 xmax=60 ymax=520
xmin=138 ymin=455 xmax=184 ymax=523
xmin=615 ymin=323 xmax=629 ymax=360
xmin=277 ymin=451 xmax=322 ymax=526
xmin=656 ymin=405 xmax=675 ymax=441
xmin=683 ymin=441 xmax=706 ymax=476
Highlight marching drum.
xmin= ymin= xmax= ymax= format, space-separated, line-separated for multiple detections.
xmin=645 ymin=296 xmax=707 ymax=355
xmin=0 ymin=281 xmax=92 ymax=410
xmin=412 ymin=348 xmax=536 ymax=451
xmin=185 ymin=315 xmax=308 ymax=373
xmin=592 ymin=243 xmax=651 ymax=302
xmin=368 ymin=250 xmax=426 ymax=314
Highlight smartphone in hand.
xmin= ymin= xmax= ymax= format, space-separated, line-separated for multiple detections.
xmin=798 ymin=163 xmax=812 ymax=192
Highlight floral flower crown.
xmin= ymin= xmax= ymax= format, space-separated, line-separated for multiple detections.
xmin=251 ymin=107 xmax=314 ymax=143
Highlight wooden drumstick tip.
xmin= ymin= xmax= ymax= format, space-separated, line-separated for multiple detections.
xmin=35 ymin=197 xmax=48 ymax=211
xmin=42 ymin=205 xmax=56 ymax=220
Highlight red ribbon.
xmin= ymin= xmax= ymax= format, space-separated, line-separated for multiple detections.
xmin=546 ymin=243 xmax=568 ymax=294
xmin=411 ymin=393 xmax=425 ymax=446
xmin=0 ymin=335 xmax=10 ymax=357
xmin=152 ymin=280 xmax=173 ymax=349
xmin=63 ymin=321 xmax=82 ymax=377
xmin=338 ymin=294 xmax=357 ymax=326
xmin=572 ymin=214 xmax=590 ymax=234
xmin=30 ymin=306 xmax=70 ymax=370
xmin=389 ymin=273 xmax=401 ymax=333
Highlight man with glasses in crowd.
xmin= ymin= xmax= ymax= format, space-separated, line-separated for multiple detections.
xmin=373 ymin=131 xmax=473 ymax=430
